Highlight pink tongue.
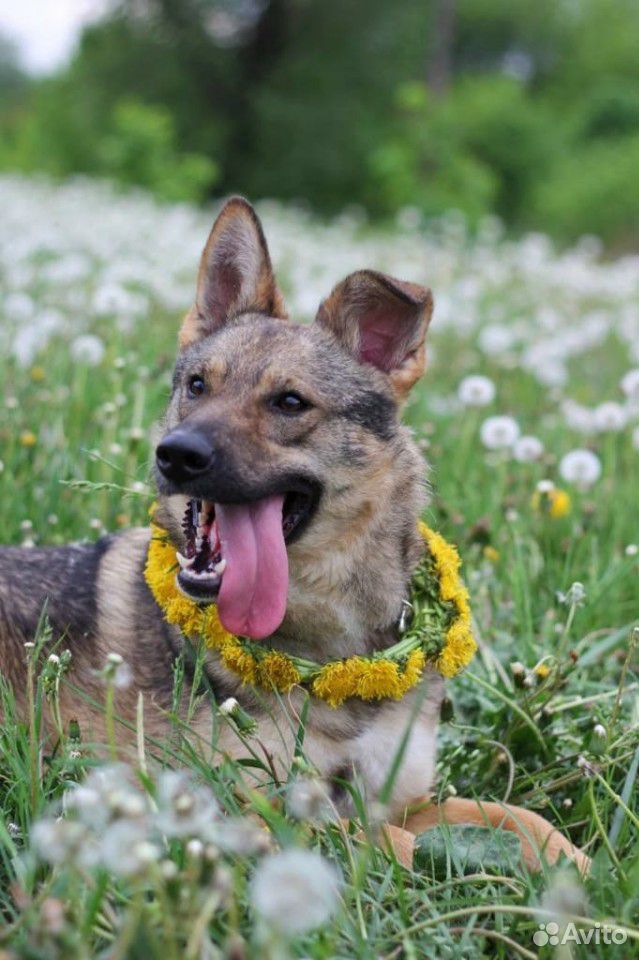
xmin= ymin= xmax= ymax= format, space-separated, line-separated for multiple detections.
xmin=214 ymin=494 xmax=288 ymax=639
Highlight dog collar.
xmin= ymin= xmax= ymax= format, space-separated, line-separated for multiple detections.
xmin=144 ymin=519 xmax=475 ymax=707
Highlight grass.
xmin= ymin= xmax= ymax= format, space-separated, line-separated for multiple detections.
xmin=0 ymin=177 xmax=638 ymax=957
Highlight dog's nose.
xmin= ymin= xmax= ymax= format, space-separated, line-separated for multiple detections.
xmin=156 ymin=429 xmax=214 ymax=483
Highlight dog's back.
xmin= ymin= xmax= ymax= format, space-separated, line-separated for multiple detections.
xmin=0 ymin=531 xmax=181 ymax=738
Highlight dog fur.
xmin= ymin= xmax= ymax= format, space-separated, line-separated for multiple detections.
xmin=0 ymin=197 xmax=589 ymax=873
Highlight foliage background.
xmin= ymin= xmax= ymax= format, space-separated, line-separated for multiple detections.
xmin=0 ymin=0 xmax=638 ymax=247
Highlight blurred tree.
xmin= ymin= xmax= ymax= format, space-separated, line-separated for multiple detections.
xmin=428 ymin=0 xmax=456 ymax=95
xmin=0 ymin=0 xmax=636 ymax=245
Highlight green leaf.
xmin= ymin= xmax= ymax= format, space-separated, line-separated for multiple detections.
xmin=413 ymin=825 xmax=523 ymax=877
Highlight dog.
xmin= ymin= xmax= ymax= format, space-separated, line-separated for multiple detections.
xmin=0 ymin=197 xmax=588 ymax=874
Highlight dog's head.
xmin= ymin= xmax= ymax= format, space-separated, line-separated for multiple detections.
xmin=155 ymin=198 xmax=433 ymax=640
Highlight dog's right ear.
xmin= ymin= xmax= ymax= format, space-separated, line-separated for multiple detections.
xmin=179 ymin=197 xmax=287 ymax=348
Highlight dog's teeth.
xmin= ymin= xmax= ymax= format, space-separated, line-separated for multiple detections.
xmin=214 ymin=558 xmax=227 ymax=575
xmin=176 ymin=552 xmax=191 ymax=570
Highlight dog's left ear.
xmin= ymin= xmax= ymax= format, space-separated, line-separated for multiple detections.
xmin=315 ymin=269 xmax=433 ymax=399
xmin=180 ymin=196 xmax=287 ymax=348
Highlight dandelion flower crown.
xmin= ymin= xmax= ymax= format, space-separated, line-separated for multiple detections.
xmin=144 ymin=518 xmax=476 ymax=707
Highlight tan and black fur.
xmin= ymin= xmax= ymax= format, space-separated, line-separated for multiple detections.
xmin=0 ymin=198 xmax=588 ymax=873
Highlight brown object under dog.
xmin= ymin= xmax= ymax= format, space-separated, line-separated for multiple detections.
xmin=378 ymin=797 xmax=590 ymax=874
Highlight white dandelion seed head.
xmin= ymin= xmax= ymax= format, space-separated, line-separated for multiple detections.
xmin=250 ymin=849 xmax=342 ymax=935
xmin=620 ymin=369 xmax=639 ymax=400
xmin=100 ymin=820 xmax=158 ymax=877
xmin=286 ymin=778 xmax=334 ymax=823
xmin=593 ymin=401 xmax=626 ymax=432
xmin=561 ymin=399 xmax=596 ymax=434
xmin=70 ymin=335 xmax=105 ymax=367
xmin=186 ymin=838 xmax=204 ymax=859
xmin=513 ymin=435 xmax=544 ymax=462
xmin=457 ymin=374 xmax=496 ymax=408
xmin=559 ymin=449 xmax=602 ymax=488
xmin=478 ymin=324 xmax=515 ymax=356
xmin=479 ymin=415 xmax=520 ymax=450
xmin=155 ymin=770 xmax=220 ymax=840
xmin=557 ymin=582 xmax=587 ymax=607
xmin=209 ymin=817 xmax=271 ymax=857
xmin=31 ymin=818 xmax=99 ymax=869
xmin=536 ymin=479 xmax=555 ymax=493
xmin=65 ymin=764 xmax=145 ymax=829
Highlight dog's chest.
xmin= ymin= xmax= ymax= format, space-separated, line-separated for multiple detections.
xmin=214 ymin=673 xmax=445 ymax=815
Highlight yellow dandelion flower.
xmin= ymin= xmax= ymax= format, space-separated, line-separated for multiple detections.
xmin=356 ymin=660 xmax=402 ymax=700
xmin=436 ymin=619 xmax=476 ymax=678
xmin=219 ymin=638 xmax=257 ymax=685
xmin=312 ymin=660 xmax=363 ymax=707
xmin=256 ymin=652 xmax=301 ymax=692
xmin=534 ymin=662 xmax=551 ymax=680
xmin=483 ymin=545 xmax=500 ymax=564
xmin=398 ymin=649 xmax=426 ymax=691
xmin=531 ymin=488 xmax=571 ymax=519
xmin=20 ymin=430 xmax=37 ymax=447
xmin=30 ymin=366 xmax=46 ymax=382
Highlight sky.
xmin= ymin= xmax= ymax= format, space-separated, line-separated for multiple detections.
xmin=0 ymin=0 xmax=108 ymax=74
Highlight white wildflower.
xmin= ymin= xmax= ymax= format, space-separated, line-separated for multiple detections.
xmin=536 ymin=478 xmax=555 ymax=493
xmin=457 ymin=374 xmax=496 ymax=408
xmin=559 ymin=449 xmax=602 ymax=488
xmin=513 ymin=435 xmax=544 ymax=462
xmin=32 ymin=818 xmax=99 ymax=869
xmin=286 ymin=778 xmax=334 ymax=823
xmin=478 ymin=324 xmax=514 ymax=355
xmin=186 ymin=838 xmax=204 ymax=859
xmin=155 ymin=770 xmax=220 ymax=840
xmin=620 ymin=369 xmax=639 ymax=400
xmin=250 ymin=849 xmax=342 ymax=935
xmin=479 ymin=415 xmax=520 ymax=450
xmin=100 ymin=820 xmax=158 ymax=877
xmin=593 ymin=401 xmax=626 ymax=432
xmin=626 ymin=544 xmax=638 ymax=556
xmin=70 ymin=334 xmax=105 ymax=366
xmin=210 ymin=817 xmax=271 ymax=857
xmin=65 ymin=764 xmax=147 ymax=829
xmin=561 ymin=399 xmax=596 ymax=434
xmin=556 ymin=582 xmax=587 ymax=607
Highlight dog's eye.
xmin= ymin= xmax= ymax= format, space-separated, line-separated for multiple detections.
xmin=187 ymin=376 xmax=205 ymax=398
xmin=272 ymin=391 xmax=309 ymax=415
